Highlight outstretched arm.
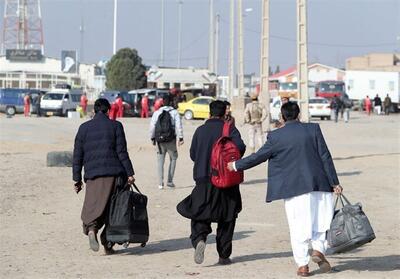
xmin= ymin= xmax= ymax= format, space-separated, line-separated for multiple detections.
xmin=229 ymin=135 xmax=275 ymax=171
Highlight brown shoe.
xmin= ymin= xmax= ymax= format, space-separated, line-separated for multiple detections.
xmin=297 ymin=265 xmax=310 ymax=277
xmin=311 ymin=250 xmax=331 ymax=273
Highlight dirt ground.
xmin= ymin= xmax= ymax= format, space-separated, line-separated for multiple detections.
xmin=0 ymin=111 xmax=399 ymax=279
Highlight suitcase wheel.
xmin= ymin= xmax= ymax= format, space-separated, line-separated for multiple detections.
xmin=141 ymin=243 xmax=146 ymax=248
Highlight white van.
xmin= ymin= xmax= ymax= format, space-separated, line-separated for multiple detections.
xmin=40 ymin=89 xmax=82 ymax=117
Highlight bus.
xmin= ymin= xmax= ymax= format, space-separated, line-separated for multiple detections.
xmin=315 ymin=81 xmax=345 ymax=99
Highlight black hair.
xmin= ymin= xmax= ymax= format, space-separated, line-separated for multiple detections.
xmin=163 ymin=94 xmax=171 ymax=106
xmin=209 ymin=100 xmax=227 ymax=118
xmin=94 ymin=98 xmax=111 ymax=114
xmin=224 ymin=100 xmax=231 ymax=107
xmin=281 ymin=101 xmax=300 ymax=121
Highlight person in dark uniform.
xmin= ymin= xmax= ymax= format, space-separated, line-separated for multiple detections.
xmin=177 ymin=100 xmax=246 ymax=265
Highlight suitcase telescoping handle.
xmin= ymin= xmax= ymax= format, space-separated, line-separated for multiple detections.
xmin=334 ymin=193 xmax=351 ymax=209
xmin=128 ymin=182 xmax=143 ymax=195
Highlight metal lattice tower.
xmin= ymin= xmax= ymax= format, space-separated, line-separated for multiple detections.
xmin=1 ymin=0 xmax=45 ymax=55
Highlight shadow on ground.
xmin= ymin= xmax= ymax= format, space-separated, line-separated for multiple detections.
xmin=337 ymin=171 xmax=362 ymax=176
xmin=313 ymin=255 xmax=400 ymax=274
xmin=115 ymin=230 xmax=255 ymax=256
xmin=333 ymin=153 xmax=400 ymax=161
xmin=242 ymin=179 xmax=267 ymax=185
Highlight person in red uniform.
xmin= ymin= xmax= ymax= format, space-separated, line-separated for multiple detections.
xmin=24 ymin=93 xmax=31 ymax=117
xmin=116 ymin=94 xmax=124 ymax=118
xmin=364 ymin=95 xmax=372 ymax=116
xmin=80 ymin=92 xmax=88 ymax=115
xmin=109 ymin=97 xmax=118 ymax=120
xmin=154 ymin=97 xmax=163 ymax=112
xmin=141 ymin=93 xmax=149 ymax=118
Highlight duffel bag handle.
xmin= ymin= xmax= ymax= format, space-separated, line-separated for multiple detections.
xmin=334 ymin=193 xmax=351 ymax=209
xmin=129 ymin=182 xmax=143 ymax=195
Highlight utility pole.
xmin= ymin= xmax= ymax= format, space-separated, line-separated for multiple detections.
xmin=228 ymin=0 xmax=235 ymax=100
xmin=113 ymin=0 xmax=117 ymax=55
xmin=297 ymin=0 xmax=309 ymax=122
xmin=177 ymin=0 xmax=183 ymax=68
xmin=208 ymin=0 xmax=215 ymax=72
xmin=237 ymin=0 xmax=244 ymax=97
xmin=79 ymin=0 xmax=85 ymax=62
xmin=259 ymin=0 xmax=270 ymax=129
xmin=214 ymin=13 xmax=220 ymax=75
xmin=160 ymin=0 xmax=165 ymax=66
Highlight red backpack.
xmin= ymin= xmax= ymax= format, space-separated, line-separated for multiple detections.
xmin=210 ymin=122 xmax=244 ymax=188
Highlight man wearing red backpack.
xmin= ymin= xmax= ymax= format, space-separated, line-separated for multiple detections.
xmin=177 ymin=100 xmax=246 ymax=265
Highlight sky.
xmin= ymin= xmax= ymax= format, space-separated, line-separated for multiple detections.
xmin=1 ymin=0 xmax=399 ymax=75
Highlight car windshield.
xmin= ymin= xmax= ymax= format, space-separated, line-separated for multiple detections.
xmin=71 ymin=94 xmax=81 ymax=102
xmin=279 ymin=82 xmax=297 ymax=91
xmin=193 ymin=98 xmax=212 ymax=105
xmin=319 ymin=83 xmax=344 ymax=92
xmin=309 ymin=98 xmax=329 ymax=104
xmin=43 ymin=93 xmax=64 ymax=100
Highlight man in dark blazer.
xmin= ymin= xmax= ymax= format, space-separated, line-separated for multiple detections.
xmin=73 ymin=98 xmax=135 ymax=255
xmin=177 ymin=100 xmax=245 ymax=265
xmin=228 ymin=102 xmax=342 ymax=276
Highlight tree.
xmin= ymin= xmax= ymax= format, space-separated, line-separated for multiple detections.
xmin=274 ymin=65 xmax=280 ymax=74
xmin=106 ymin=48 xmax=147 ymax=91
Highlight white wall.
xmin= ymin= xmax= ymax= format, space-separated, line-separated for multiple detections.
xmin=345 ymin=70 xmax=400 ymax=102
xmin=308 ymin=67 xmax=340 ymax=82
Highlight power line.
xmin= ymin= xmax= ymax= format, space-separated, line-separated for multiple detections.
xmin=219 ymin=16 xmax=397 ymax=48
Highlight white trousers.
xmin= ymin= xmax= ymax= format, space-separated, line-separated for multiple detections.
xmin=284 ymin=191 xmax=334 ymax=267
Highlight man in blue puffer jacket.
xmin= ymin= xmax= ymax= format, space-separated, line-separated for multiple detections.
xmin=73 ymin=98 xmax=135 ymax=255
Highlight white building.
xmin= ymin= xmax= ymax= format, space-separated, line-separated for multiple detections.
xmin=0 ymin=55 xmax=105 ymax=100
xmin=269 ymin=63 xmax=345 ymax=83
xmin=345 ymin=70 xmax=399 ymax=104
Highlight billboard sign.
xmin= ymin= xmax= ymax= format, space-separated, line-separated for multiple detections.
xmin=61 ymin=50 xmax=77 ymax=73
xmin=6 ymin=49 xmax=43 ymax=61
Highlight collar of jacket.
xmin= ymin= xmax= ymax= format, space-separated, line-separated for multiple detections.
xmin=206 ymin=118 xmax=224 ymax=124
xmin=93 ymin=112 xmax=108 ymax=119
xmin=284 ymin=120 xmax=300 ymax=125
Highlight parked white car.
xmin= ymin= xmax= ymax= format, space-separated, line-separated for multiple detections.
xmin=40 ymin=89 xmax=82 ymax=117
xmin=270 ymin=96 xmax=298 ymax=120
xmin=309 ymin=97 xmax=331 ymax=120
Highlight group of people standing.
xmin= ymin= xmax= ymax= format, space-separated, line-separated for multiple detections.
xmin=364 ymin=94 xmax=392 ymax=115
xmin=73 ymin=95 xmax=343 ymax=276
xmin=23 ymin=93 xmax=43 ymax=117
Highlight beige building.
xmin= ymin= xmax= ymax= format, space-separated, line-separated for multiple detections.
xmin=346 ymin=53 xmax=400 ymax=72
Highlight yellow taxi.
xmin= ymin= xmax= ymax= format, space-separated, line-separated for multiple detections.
xmin=178 ymin=96 xmax=215 ymax=120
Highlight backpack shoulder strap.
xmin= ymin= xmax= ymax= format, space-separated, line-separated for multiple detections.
xmin=222 ymin=122 xmax=230 ymax=137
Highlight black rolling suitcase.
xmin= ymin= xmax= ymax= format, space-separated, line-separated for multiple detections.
xmin=106 ymin=181 xmax=149 ymax=248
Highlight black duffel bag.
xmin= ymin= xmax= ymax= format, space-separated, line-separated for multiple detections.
xmin=106 ymin=180 xmax=149 ymax=248
xmin=327 ymin=194 xmax=375 ymax=253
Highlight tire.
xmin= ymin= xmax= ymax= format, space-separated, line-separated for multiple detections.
xmin=184 ymin=110 xmax=194 ymax=120
xmin=46 ymin=151 xmax=73 ymax=167
xmin=327 ymin=116 xmax=331 ymax=121
xmin=320 ymin=117 xmax=325 ymax=120
xmin=6 ymin=106 xmax=16 ymax=116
